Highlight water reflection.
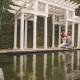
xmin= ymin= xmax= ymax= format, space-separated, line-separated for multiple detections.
xmin=52 ymin=53 xmax=54 ymax=78
xmin=43 ymin=54 xmax=47 ymax=80
xmin=20 ymin=55 xmax=24 ymax=80
xmin=1 ymin=51 xmax=80 ymax=80
xmin=24 ymin=55 xmax=27 ymax=71
xmin=32 ymin=54 xmax=36 ymax=80
xmin=77 ymin=51 xmax=79 ymax=70
xmin=14 ymin=56 xmax=17 ymax=72
xmin=60 ymin=51 xmax=80 ymax=80
xmin=62 ymin=51 xmax=74 ymax=80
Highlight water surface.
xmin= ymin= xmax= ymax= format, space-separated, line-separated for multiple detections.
xmin=0 ymin=51 xmax=80 ymax=80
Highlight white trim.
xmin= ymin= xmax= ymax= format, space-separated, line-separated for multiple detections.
xmin=54 ymin=0 xmax=60 ymax=2
xmin=21 ymin=9 xmax=48 ymax=17
xmin=66 ymin=1 xmax=74 ymax=7
xmin=9 ymin=5 xmax=20 ymax=10
xmin=58 ymin=0 xmax=65 ymax=4
xmin=25 ymin=14 xmax=33 ymax=20
xmin=70 ymin=3 xmax=77 ymax=8
xmin=37 ymin=0 xmax=75 ymax=11
xmin=12 ymin=0 xmax=24 ymax=6
xmin=62 ymin=0 xmax=70 ymax=5
xmin=8 ymin=9 xmax=16 ymax=14
xmin=73 ymin=4 xmax=80 ymax=9
xmin=67 ymin=18 xmax=80 ymax=23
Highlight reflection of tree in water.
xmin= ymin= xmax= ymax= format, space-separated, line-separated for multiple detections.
xmin=52 ymin=64 xmax=80 ymax=80
xmin=66 ymin=70 xmax=80 ymax=80
xmin=59 ymin=51 xmax=80 ymax=80
xmin=52 ymin=66 xmax=65 ymax=80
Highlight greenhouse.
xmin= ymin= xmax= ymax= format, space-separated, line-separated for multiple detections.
xmin=8 ymin=0 xmax=80 ymax=50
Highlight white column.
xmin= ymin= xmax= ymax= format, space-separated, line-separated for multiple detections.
xmin=44 ymin=17 xmax=48 ymax=49
xmin=14 ymin=19 xmax=17 ymax=49
xmin=65 ymin=9 xmax=68 ymax=33
xmin=44 ymin=3 xmax=48 ymax=49
xmin=20 ymin=13 xmax=24 ymax=50
xmin=52 ymin=15 xmax=55 ymax=48
xmin=59 ymin=25 xmax=61 ymax=46
xmin=65 ymin=21 xmax=68 ymax=33
xmin=24 ymin=20 xmax=28 ymax=49
xmin=72 ymin=22 xmax=75 ymax=47
xmin=33 ymin=15 xmax=37 ymax=49
xmin=33 ymin=0 xmax=38 ymax=49
xmin=52 ymin=23 xmax=55 ymax=48
xmin=78 ymin=23 xmax=80 ymax=48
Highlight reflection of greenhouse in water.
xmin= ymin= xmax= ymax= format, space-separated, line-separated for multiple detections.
xmin=1 ymin=51 xmax=80 ymax=80
xmin=11 ymin=51 xmax=80 ymax=80
xmin=0 ymin=68 xmax=4 ymax=80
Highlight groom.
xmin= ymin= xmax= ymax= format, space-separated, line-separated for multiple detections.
xmin=59 ymin=32 xmax=73 ymax=49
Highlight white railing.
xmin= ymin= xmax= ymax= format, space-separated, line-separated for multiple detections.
xmin=55 ymin=15 xmax=65 ymax=23
xmin=38 ymin=2 xmax=46 ymax=13
xmin=75 ymin=16 xmax=80 ymax=21
xmin=68 ymin=11 xmax=73 ymax=19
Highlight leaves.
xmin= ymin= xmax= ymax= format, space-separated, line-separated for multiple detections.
xmin=0 ymin=0 xmax=13 ymax=25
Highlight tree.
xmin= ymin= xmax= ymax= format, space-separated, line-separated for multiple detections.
xmin=0 ymin=0 xmax=12 ymax=31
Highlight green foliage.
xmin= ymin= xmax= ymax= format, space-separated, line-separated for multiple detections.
xmin=0 ymin=25 xmax=14 ymax=49
xmin=0 ymin=0 xmax=13 ymax=30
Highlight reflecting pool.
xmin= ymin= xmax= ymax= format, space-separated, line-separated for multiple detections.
xmin=0 ymin=51 xmax=80 ymax=80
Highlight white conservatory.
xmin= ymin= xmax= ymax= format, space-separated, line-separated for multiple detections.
xmin=8 ymin=0 xmax=80 ymax=50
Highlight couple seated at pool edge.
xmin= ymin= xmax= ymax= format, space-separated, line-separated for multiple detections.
xmin=59 ymin=30 xmax=73 ymax=49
